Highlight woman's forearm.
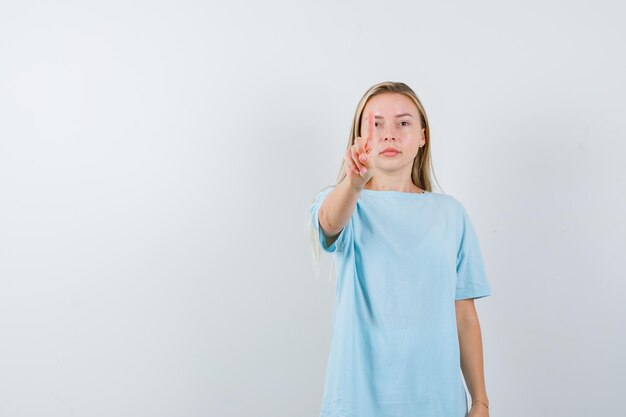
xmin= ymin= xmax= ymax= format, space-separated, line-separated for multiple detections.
xmin=457 ymin=314 xmax=490 ymax=408
xmin=319 ymin=176 xmax=360 ymax=237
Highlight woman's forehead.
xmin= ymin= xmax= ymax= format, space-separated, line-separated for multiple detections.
xmin=363 ymin=93 xmax=417 ymax=117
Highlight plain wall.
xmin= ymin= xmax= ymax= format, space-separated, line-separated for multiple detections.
xmin=0 ymin=0 xmax=624 ymax=416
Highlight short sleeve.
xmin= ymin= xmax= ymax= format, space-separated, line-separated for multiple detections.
xmin=309 ymin=186 xmax=353 ymax=253
xmin=455 ymin=205 xmax=492 ymax=300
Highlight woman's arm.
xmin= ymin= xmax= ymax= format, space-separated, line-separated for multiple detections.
xmin=455 ymin=299 xmax=490 ymax=414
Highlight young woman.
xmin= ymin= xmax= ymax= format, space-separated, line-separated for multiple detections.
xmin=307 ymin=81 xmax=492 ymax=417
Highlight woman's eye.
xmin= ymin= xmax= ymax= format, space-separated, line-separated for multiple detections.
xmin=399 ymin=121 xmax=410 ymax=126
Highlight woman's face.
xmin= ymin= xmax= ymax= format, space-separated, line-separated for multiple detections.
xmin=360 ymin=92 xmax=425 ymax=172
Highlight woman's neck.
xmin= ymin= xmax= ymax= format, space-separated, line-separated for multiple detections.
xmin=363 ymin=180 xmax=424 ymax=194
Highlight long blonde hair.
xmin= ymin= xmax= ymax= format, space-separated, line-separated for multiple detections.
xmin=306 ymin=81 xmax=443 ymax=280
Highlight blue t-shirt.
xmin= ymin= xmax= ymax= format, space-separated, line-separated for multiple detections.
xmin=310 ymin=185 xmax=492 ymax=417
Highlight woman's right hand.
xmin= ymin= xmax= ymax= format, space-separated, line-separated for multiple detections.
xmin=345 ymin=111 xmax=375 ymax=187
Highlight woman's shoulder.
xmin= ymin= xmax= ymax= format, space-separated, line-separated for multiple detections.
xmin=430 ymin=192 xmax=466 ymax=214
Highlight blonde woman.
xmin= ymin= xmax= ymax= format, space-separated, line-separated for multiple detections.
xmin=307 ymin=81 xmax=492 ymax=417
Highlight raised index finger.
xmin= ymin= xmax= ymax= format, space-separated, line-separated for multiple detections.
xmin=365 ymin=111 xmax=375 ymax=153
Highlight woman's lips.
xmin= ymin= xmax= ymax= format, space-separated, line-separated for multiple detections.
xmin=381 ymin=151 xmax=401 ymax=157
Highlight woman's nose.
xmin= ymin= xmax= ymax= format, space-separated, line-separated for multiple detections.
xmin=382 ymin=126 xmax=396 ymax=140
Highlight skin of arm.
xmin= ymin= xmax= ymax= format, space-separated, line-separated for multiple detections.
xmin=318 ymin=176 xmax=361 ymax=247
xmin=455 ymin=298 xmax=490 ymax=414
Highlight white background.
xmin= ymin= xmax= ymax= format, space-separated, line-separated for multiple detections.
xmin=1 ymin=1 xmax=625 ymax=416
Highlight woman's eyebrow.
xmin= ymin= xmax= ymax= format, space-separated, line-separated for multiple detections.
xmin=374 ymin=113 xmax=414 ymax=119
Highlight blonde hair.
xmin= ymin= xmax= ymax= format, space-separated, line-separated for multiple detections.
xmin=306 ymin=81 xmax=444 ymax=280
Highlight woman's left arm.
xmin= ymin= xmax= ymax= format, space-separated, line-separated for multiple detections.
xmin=455 ymin=298 xmax=490 ymax=416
